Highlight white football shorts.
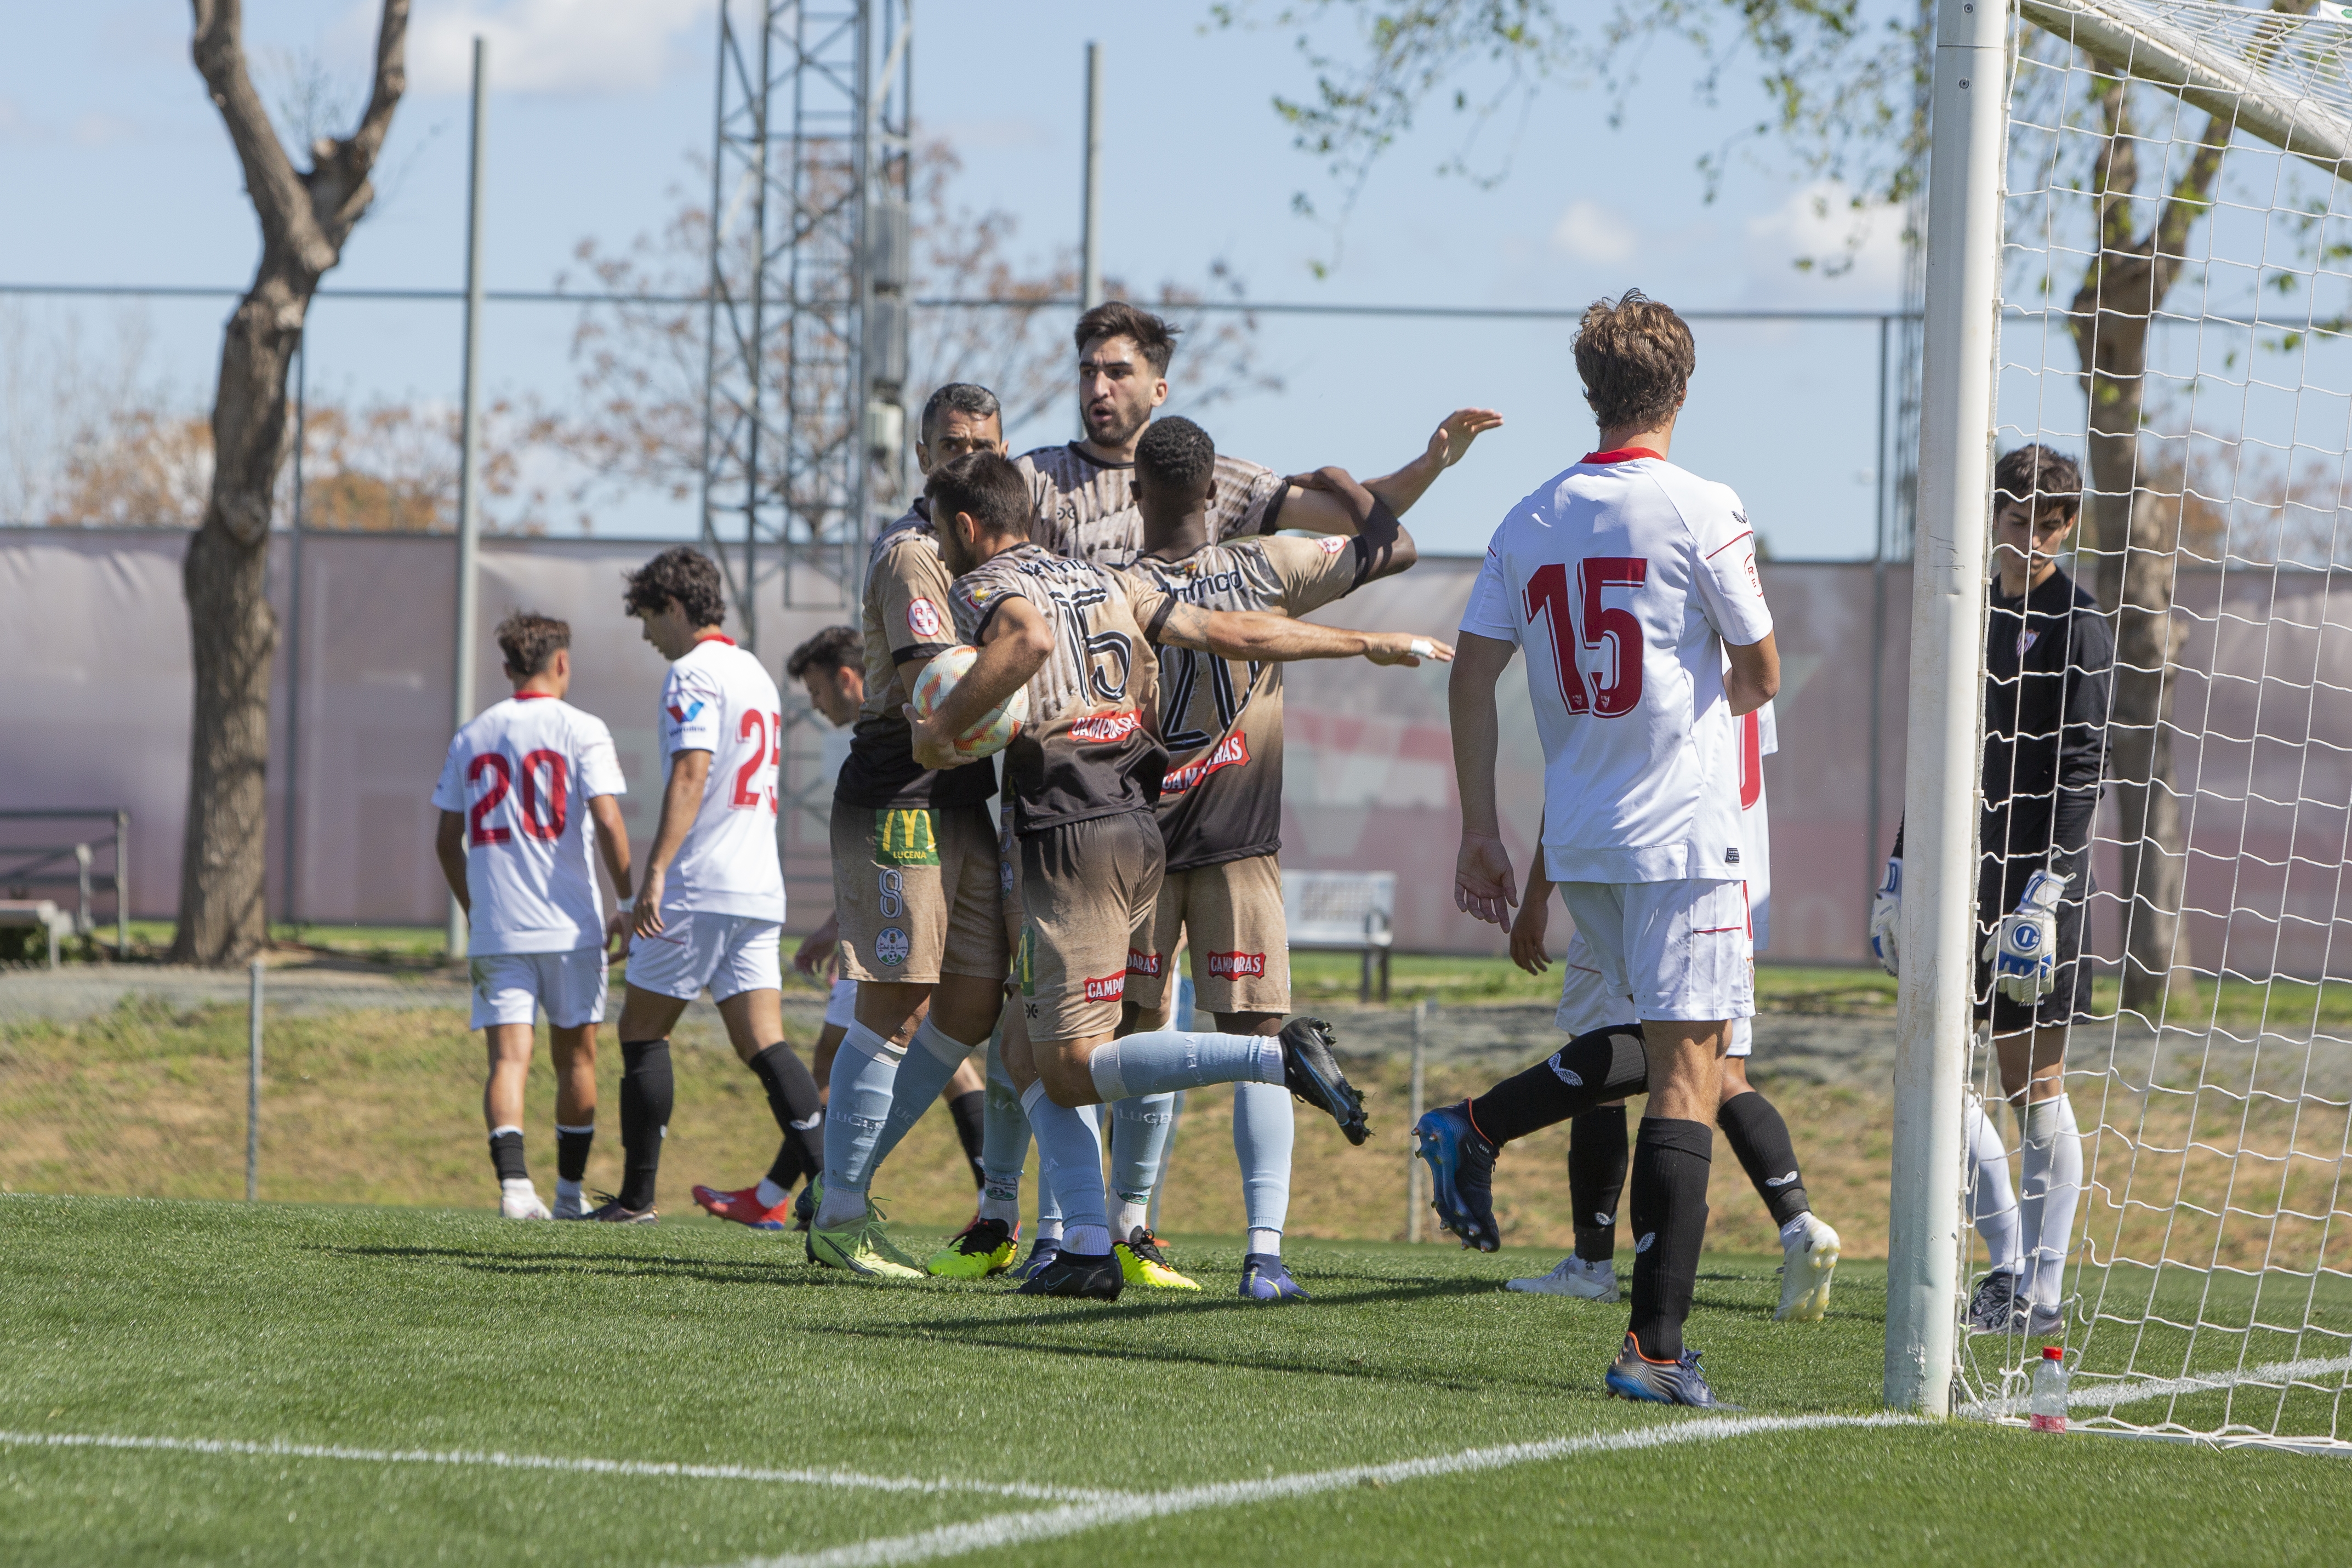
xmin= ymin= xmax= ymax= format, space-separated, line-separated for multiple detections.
xmin=469 ymin=947 xmax=608 ymax=1031
xmin=624 ymin=910 xmax=783 ymax=1003
xmin=823 ymin=974 xmax=857 ymax=1031
xmin=1553 ymin=879 xmax=1753 ymax=1028
xmin=1553 ymin=928 xmax=1752 ymax=1057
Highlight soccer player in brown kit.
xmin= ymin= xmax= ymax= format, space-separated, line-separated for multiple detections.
xmin=801 ymin=384 xmax=1020 ymax=1276
xmin=908 ymin=450 xmax=1455 ymax=1299
xmin=1111 ymin=416 xmax=1439 ymax=1299
xmin=1018 ymin=299 xmax=1502 ymax=569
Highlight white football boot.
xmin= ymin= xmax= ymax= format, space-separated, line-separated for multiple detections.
xmin=1774 ymin=1212 xmax=1841 ymax=1322
xmin=500 ymin=1179 xmax=553 ymax=1221
xmin=1506 ymin=1255 xmax=1620 ymax=1302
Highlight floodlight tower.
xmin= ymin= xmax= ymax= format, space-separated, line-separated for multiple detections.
xmin=698 ymin=0 xmax=913 ymax=653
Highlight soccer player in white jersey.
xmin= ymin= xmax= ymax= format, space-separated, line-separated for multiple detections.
xmin=1432 ymin=291 xmax=1779 ymax=1406
xmin=693 ymin=623 xmax=993 ymax=1230
xmin=1483 ymin=699 xmax=1842 ymax=1324
xmin=431 ymin=612 xmax=632 ymax=1221
xmin=596 ymin=546 xmax=822 ymax=1224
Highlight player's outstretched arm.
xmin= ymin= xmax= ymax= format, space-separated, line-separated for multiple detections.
xmin=633 ymin=751 xmax=710 ymax=939
xmin=588 ymin=795 xmax=634 ymax=951
xmin=1277 ymin=407 xmax=1503 ymax=534
xmin=906 ymin=596 xmax=1053 ymax=771
xmin=1724 ymin=631 xmax=1780 ymax=716
xmin=434 ymin=811 xmax=470 ymax=915
xmin=1283 ymin=465 xmax=1417 ymax=581
xmin=1158 ymin=603 xmax=1451 ymax=666
xmin=1449 ymin=631 xmax=1519 ymax=926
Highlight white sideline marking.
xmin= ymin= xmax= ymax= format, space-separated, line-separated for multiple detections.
xmin=0 ymin=1430 xmax=1114 ymax=1503
xmin=719 ymin=1413 xmax=1924 ymax=1568
xmin=1957 ymin=1352 xmax=2352 ymax=1420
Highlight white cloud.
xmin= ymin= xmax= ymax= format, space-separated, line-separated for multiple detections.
xmin=398 ymin=0 xmax=714 ymax=96
xmin=1549 ymin=199 xmax=1639 ymax=266
xmin=1741 ymin=180 xmax=1904 ymax=300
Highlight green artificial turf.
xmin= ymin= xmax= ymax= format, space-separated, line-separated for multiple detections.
xmin=1 ymin=1196 xmax=2344 ymax=1565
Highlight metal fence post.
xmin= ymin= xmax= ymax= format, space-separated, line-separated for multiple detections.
xmin=246 ymin=959 xmax=263 ymax=1202
xmin=1405 ymin=998 xmax=1427 ymax=1242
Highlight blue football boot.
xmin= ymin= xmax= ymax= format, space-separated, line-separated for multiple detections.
xmin=1413 ymin=1102 xmax=1500 ymax=1251
xmin=1239 ymin=1252 xmax=1311 ymax=1301
xmin=1604 ymin=1335 xmax=1739 ymax=1409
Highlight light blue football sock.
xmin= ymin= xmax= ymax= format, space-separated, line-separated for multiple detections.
xmin=1233 ymin=1079 xmax=1295 ymax=1256
xmin=1021 ymin=1081 xmax=1107 ymax=1252
xmin=817 ymin=1022 xmax=902 ymax=1225
xmin=861 ymin=1015 xmax=975 ymax=1185
xmin=979 ymin=1027 xmax=1028 ymax=1227
xmin=1087 ymin=1030 xmax=1281 ymax=1101
xmin=1109 ymin=1092 xmax=1176 ymax=1233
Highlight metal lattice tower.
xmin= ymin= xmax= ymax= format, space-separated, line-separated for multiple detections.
xmin=699 ymin=0 xmax=913 ymax=655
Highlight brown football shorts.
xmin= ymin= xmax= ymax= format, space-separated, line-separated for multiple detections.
xmin=830 ymin=799 xmax=1006 ymax=984
xmin=1013 ymin=809 xmax=1165 ymax=1043
xmin=1123 ymin=852 xmax=1291 ymax=1017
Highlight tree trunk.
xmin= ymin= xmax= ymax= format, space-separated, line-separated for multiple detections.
xmin=169 ymin=278 xmax=306 ymax=965
xmin=170 ymin=0 xmax=407 ymax=965
xmin=2073 ymin=214 xmax=2204 ymax=1020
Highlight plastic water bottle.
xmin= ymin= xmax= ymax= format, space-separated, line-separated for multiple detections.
xmin=2029 ymin=1345 xmax=2069 ymax=1432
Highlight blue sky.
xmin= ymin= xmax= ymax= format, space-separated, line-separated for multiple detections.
xmin=1 ymin=1 xmax=1912 ymax=556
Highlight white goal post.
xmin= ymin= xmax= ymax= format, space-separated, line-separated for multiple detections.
xmin=1895 ymin=0 xmax=2352 ymax=1445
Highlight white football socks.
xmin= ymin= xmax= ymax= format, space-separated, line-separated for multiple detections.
xmin=754 ymin=1178 xmax=790 ymax=1209
xmin=1248 ymin=1228 xmax=1282 ymax=1257
xmin=1965 ymin=1097 xmax=2023 ymax=1276
xmin=2018 ymin=1092 xmax=2083 ymax=1309
xmin=1088 ymin=1031 xmax=1282 ymax=1101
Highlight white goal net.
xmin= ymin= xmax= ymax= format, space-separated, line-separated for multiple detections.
xmin=1965 ymin=0 xmax=2352 ymax=1449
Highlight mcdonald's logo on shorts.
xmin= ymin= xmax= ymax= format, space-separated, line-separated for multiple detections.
xmin=874 ymin=808 xmax=941 ymax=866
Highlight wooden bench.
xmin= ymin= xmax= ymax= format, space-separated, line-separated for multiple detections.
xmin=1283 ymin=870 xmax=1396 ymax=1002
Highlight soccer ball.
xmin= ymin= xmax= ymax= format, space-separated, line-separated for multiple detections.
xmin=910 ymin=645 xmax=1028 ymax=759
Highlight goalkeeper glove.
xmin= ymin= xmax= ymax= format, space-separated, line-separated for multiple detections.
xmin=1983 ymin=870 xmax=2070 ymax=1003
xmin=1867 ymin=858 xmax=1901 ymax=976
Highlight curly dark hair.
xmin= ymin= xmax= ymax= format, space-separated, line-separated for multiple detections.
xmin=1135 ymin=415 xmax=1216 ymax=495
xmin=785 ymin=625 xmax=861 ymax=680
xmin=1573 ymin=290 xmax=1695 ymax=433
xmin=1075 ymin=300 xmax=1178 ymax=375
xmin=925 ymin=451 xmax=1032 ymax=540
xmin=496 ymin=611 xmax=570 ymax=679
xmin=622 ymin=546 xmax=725 ymax=628
xmin=1995 ymin=443 xmax=2082 ymax=520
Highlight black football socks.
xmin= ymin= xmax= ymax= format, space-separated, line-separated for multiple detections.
xmin=1568 ymin=1105 xmax=1630 ymax=1263
xmin=1466 ymin=1025 xmax=1648 ymax=1145
xmin=750 ymin=1042 xmax=826 ymax=1177
xmin=1625 ymin=1116 xmax=1712 ymax=1362
xmin=948 ymin=1088 xmax=988 ymax=1189
xmin=1718 ymin=1088 xmax=1810 ymax=1228
xmin=618 ymin=1039 xmax=674 ymax=1212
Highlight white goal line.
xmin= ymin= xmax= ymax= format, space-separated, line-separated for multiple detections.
xmin=1956 ymin=1353 xmax=2352 ymax=1421
xmin=714 ymin=1412 xmax=1928 ymax=1568
xmin=0 ymin=1429 xmax=1116 ymax=1503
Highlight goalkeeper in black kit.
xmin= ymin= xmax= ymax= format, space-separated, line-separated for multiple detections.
xmin=1870 ymin=443 xmax=2111 ymax=1339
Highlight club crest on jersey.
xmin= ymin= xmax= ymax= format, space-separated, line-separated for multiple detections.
xmin=906 ymin=596 xmax=943 ymax=639
xmin=2018 ymin=628 xmax=2041 ymax=655
xmin=1205 ymin=950 xmax=1266 ymax=979
xmin=1083 ymin=971 xmax=1126 ymax=1002
xmin=1126 ymin=950 xmax=1162 ymax=977
xmin=874 ymin=927 xmax=911 ymax=966
xmin=1163 ymin=732 xmax=1249 ymax=794
xmin=1068 ymin=710 xmax=1141 ymax=744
